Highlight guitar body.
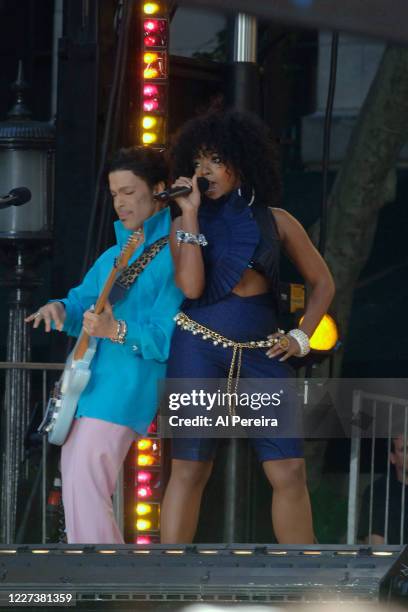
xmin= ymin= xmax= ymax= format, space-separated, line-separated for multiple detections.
xmin=38 ymin=338 xmax=98 ymax=446
xmin=37 ymin=230 xmax=143 ymax=446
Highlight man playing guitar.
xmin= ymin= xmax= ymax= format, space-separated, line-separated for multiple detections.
xmin=25 ymin=147 xmax=183 ymax=544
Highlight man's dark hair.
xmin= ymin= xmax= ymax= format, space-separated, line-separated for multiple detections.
xmin=106 ymin=147 xmax=167 ymax=190
xmin=168 ymin=109 xmax=282 ymax=207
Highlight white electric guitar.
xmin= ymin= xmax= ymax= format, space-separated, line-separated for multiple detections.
xmin=38 ymin=232 xmax=142 ymax=446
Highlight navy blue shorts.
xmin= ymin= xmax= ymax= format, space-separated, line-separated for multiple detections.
xmin=166 ymin=293 xmax=304 ymax=463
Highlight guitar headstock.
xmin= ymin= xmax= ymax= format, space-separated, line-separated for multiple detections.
xmin=115 ymin=230 xmax=143 ymax=270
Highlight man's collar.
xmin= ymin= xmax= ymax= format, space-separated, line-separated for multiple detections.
xmin=114 ymin=207 xmax=170 ymax=248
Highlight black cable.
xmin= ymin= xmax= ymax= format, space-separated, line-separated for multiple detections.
xmin=81 ymin=0 xmax=133 ymax=277
xmin=319 ymin=31 xmax=339 ymax=257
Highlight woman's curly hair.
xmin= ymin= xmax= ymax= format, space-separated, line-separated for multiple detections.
xmin=168 ymin=108 xmax=282 ymax=207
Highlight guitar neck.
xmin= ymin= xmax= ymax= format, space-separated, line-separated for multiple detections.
xmin=73 ymin=267 xmax=119 ymax=361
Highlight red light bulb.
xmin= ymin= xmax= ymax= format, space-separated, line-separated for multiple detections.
xmin=137 ymin=471 xmax=152 ymax=483
xmin=144 ymin=20 xmax=158 ymax=33
xmin=148 ymin=420 xmax=158 ymax=433
xmin=143 ymin=85 xmax=159 ymax=97
xmin=136 ymin=535 xmax=151 ymax=544
xmin=137 ymin=486 xmax=153 ymax=498
xmin=144 ymin=35 xmax=159 ymax=47
xmin=143 ymin=99 xmax=159 ymax=112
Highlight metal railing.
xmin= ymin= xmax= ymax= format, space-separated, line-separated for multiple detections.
xmin=0 ymin=361 xmax=64 ymax=544
xmin=347 ymin=389 xmax=408 ymax=545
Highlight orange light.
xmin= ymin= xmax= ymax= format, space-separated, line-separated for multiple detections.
xmin=136 ymin=503 xmax=152 ymax=516
xmin=138 ymin=454 xmax=155 ymax=466
xmin=299 ymin=313 xmax=339 ymax=351
xmin=144 ymin=52 xmax=158 ymax=64
xmin=143 ymin=2 xmax=159 ymax=14
xmin=138 ymin=438 xmax=153 ymax=451
xmin=136 ymin=519 xmax=151 ymax=531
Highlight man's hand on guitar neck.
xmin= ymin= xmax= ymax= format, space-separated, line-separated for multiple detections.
xmin=25 ymin=302 xmax=66 ymax=332
xmin=82 ymin=301 xmax=118 ymax=339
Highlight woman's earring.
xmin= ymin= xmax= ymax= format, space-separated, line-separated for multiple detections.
xmin=238 ymin=186 xmax=255 ymax=206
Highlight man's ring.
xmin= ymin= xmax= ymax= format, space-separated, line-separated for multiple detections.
xmin=33 ymin=311 xmax=41 ymax=319
xmin=278 ymin=336 xmax=290 ymax=351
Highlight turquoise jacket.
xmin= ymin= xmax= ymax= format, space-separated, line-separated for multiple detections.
xmin=56 ymin=208 xmax=183 ymax=434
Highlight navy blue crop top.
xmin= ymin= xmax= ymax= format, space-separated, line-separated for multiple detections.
xmin=183 ymin=189 xmax=281 ymax=308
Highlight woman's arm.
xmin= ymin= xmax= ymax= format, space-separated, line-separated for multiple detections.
xmin=169 ymin=175 xmax=205 ymax=299
xmin=274 ymin=207 xmax=335 ymax=338
xmin=266 ymin=208 xmax=335 ymax=361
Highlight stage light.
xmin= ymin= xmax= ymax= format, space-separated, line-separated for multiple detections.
xmin=32 ymin=550 xmax=50 ymax=554
xmin=144 ymin=34 xmax=161 ymax=47
xmin=0 ymin=549 xmax=16 ymax=554
xmin=142 ymin=116 xmax=157 ymax=130
xmin=138 ymin=439 xmax=153 ymax=451
xmin=299 ymin=313 xmax=339 ymax=351
xmin=232 ymin=550 xmax=254 ymax=555
xmin=136 ymin=535 xmax=152 ymax=544
xmin=144 ymin=67 xmax=159 ymax=79
xmin=144 ymin=52 xmax=158 ymax=64
xmin=198 ymin=550 xmax=219 ymax=554
xmin=98 ymin=550 xmax=117 ymax=554
xmin=136 ymin=502 xmax=152 ymax=516
xmin=142 ymin=132 xmax=158 ymax=144
xmin=63 ymin=550 xmax=84 ymax=554
xmin=164 ymin=550 xmax=185 ymax=555
xmin=136 ymin=519 xmax=152 ymax=531
xmin=144 ymin=19 xmax=159 ymax=32
xmin=137 ymin=471 xmax=152 ymax=483
xmin=137 ymin=485 xmax=153 ymax=498
xmin=267 ymin=550 xmax=288 ymax=555
xmin=143 ymin=84 xmax=159 ymax=96
xmin=137 ymin=453 xmax=155 ymax=466
xmin=143 ymin=99 xmax=159 ymax=112
xmin=143 ymin=2 xmax=160 ymax=14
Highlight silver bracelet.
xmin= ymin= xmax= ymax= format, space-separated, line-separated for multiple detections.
xmin=110 ymin=319 xmax=128 ymax=345
xmin=287 ymin=328 xmax=310 ymax=357
xmin=176 ymin=229 xmax=208 ymax=246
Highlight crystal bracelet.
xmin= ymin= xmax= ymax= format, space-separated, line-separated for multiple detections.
xmin=176 ymin=230 xmax=208 ymax=247
xmin=110 ymin=319 xmax=128 ymax=345
xmin=287 ymin=328 xmax=310 ymax=357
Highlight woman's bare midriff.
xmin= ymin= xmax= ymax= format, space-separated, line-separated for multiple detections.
xmin=232 ymin=268 xmax=270 ymax=297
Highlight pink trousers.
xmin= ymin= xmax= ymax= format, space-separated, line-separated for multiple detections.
xmin=61 ymin=416 xmax=135 ymax=544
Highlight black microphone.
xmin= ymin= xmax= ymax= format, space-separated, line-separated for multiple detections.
xmin=0 ymin=187 xmax=32 ymax=210
xmin=154 ymin=177 xmax=209 ymax=202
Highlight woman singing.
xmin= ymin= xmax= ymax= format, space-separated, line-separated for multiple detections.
xmin=161 ymin=109 xmax=335 ymax=544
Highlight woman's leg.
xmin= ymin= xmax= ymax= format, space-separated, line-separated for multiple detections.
xmin=160 ymin=458 xmax=213 ymax=543
xmin=263 ymin=457 xmax=314 ymax=544
xmin=61 ymin=416 xmax=135 ymax=544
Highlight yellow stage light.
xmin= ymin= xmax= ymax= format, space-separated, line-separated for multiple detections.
xmin=144 ymin=2 xmax=159 ymax=14
xmin=136 ymin=519 xmax=152 ymax=531
xmin=138 ymin=438 xmax=153 ymax=450
xmin=142 ymin=132 xmax=158 ymax=144
xmin=138 ymin=453 xmax=155 ymax=466
xmin=299 ymin=313 xmax=339 ymax=351
xmin=144 ymin=67 xmax=159 ymax=79
xmin=136 ymin=503 xmax=152 ymax=516
xmin=144 ymin=52 xmax=158 ymax=64
xmin=142 ymin=116 xmax=157 ymax=130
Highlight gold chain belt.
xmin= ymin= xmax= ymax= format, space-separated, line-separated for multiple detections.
xmin=174 ymin=312 xmax=279 ymax=416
